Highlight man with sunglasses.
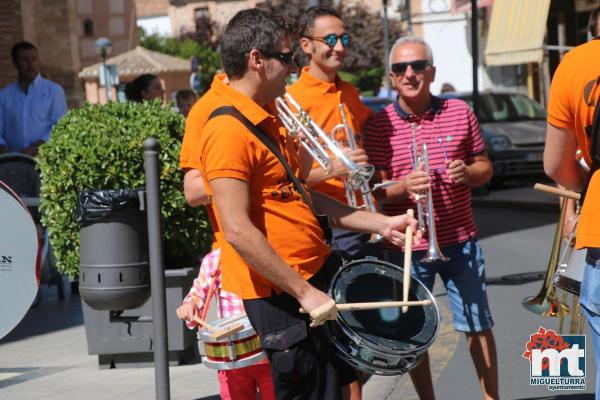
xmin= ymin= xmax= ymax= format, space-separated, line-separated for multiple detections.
xmin=189 ymin=9 xmax=419 ymax=400
xmin=363 ymin=37 xmax=499 ymax=400
xmin=288 ymin=6 xmax=377 ymax=262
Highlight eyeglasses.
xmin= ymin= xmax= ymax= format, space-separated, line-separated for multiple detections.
xmin=263 ymin=50 xmax=294 ymax=65
xmin=391 ymin=60 xmax=430 ymax=75
xmin=303 ymin=33 xmax=351 ymax=48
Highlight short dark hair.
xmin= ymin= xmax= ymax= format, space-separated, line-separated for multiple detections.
xmin=11 ymin=41 xmax=37 ymax=63
xmin=299 ymin=6 xmax=342 ymax=37
xmin=589 ymin=7 xmax=600 ymax=38
xmin=219 ymin=8 xmax=297 ymax=79
xmin=176 ymin=89 xmax=197 ymax=103
xmin=125 ymin=74 xmax=158 ymax=102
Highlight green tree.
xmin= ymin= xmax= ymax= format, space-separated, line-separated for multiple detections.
xmin=139 ymin=30 xmax=221 ymax=95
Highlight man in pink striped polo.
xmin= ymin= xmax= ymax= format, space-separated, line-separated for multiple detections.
xmin=363 ymin=37 xmax=499 ymax=400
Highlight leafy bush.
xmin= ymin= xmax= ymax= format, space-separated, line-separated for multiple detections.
xmin=38 ymin=101 xmax=212 ymax=278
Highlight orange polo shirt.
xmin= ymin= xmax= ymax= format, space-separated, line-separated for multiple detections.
xmin=180 ymin=73 xmax=228 ymax=250
xmin=547 ymin=39 xmax=600 ymax=248
xmin=287 ymin=67 xmax=372 ymax=204
xmin=196 ymin=79 xmax=330 ymax=299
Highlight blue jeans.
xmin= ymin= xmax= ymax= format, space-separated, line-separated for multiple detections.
xmin=386 ymin=238 xmax=494 ymax=333
xmin=579 ymin=248 xmax=600 ymax=399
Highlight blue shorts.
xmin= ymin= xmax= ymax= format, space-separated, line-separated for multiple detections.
xmin=385 ymin=238 xmax=494 ymax=333
xmin=579 ymin=248 xmax=600 ymax=399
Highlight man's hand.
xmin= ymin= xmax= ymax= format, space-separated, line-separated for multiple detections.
xmin=297 ymin=285 xmax=337 ymax=327
xmin=446 ymin=159 xmax=468 ymax=184
xmin=176 ymin=302 xmax=197 ymax=322
xmin=329 ymin=147 xmax=368 ymax=178
xmin=406 ymin=162 xmax=431 ymax=198
xmin=380 ymin=213 xmax=422 ymax=247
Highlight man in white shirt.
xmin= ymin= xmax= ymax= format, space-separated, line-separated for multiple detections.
xmin=0 ymin=41 xmax=67 ymax=156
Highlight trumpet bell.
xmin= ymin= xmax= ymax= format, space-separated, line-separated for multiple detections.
xmin=420 ymin=248 xmax=449 ymax=264
xmin=522 ymin=295 xmax=570 ymax=318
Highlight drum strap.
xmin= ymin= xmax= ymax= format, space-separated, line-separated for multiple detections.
xmin=207 ymin=106 xmax=333 ymax=245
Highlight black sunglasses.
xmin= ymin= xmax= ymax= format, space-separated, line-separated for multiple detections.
xmin=303 ymin=33 xmax=350 ymax=48
xmin=263 ymin=50 xmax=294 ymax=65
xmin=391 ymin=60 xmax=430 ymax=75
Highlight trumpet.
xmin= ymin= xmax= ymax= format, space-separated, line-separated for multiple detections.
xmin=331 ymin=104 xmax=381 ymax=242
xmin=275 ymin=94 xmax=375 ymax=191
xmin=410 ymin=123 xmax=449 ymax=263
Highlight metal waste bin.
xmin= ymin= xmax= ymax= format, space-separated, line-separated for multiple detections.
xmin=77 ymin=189 xmax=149 ymax=311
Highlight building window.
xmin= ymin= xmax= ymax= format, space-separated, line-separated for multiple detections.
xmin=83 ymin=18 xmax=94 ymax=36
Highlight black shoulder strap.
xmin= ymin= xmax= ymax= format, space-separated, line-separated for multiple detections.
xmin=207 ymin=106 xmax=332 ymax=244
xmin=580 ymin=96 xmax=600 ymax=204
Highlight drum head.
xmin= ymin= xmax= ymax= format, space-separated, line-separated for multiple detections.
xmin=330 ymin=259 xmax=439 ymax=354
xmin=0 ymin=181 xmax=40 ymax=339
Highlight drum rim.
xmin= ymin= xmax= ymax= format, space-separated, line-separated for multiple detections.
xmin=328 ymin=258 xmax=440 ymax=355
xmin=197 ymin=316 xmax=257 ymax=341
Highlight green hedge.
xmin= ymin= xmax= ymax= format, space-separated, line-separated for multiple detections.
xmin=38 ymin=101 xmax=211 ymax=278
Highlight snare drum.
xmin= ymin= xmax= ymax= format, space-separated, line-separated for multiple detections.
xmin=327 ymin=259 xmax=440 ymax=376
xmin=555 ymin=244 xmax=586 ymax=296
xmin=197 ymin=315 xmax=266 ymax=370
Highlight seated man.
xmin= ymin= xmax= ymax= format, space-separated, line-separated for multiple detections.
xmin=0 ymin=41 xmax=67 ymax=156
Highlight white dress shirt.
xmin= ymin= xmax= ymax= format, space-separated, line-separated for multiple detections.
xmin=0 ymin=74 xmax=67 ymax=151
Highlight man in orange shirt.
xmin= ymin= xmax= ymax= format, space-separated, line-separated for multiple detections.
xmin=544 ymin=32 xmax=600 ymax=398
xmin=288 ymin=6 xmax=378 ymax=261
xmin=190 ymin=8 xmax=419 ymax=399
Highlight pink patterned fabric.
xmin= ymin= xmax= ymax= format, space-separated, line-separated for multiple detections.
xmin=182 ymin=248 xmax=245 ymax=329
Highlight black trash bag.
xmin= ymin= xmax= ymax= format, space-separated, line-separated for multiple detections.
xmin=76 ymin=188 xmax=143 ymax=224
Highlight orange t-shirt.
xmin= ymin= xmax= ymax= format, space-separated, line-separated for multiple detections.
xmin=180 ymin=73 xmax=229 ymax=250
xmin=197 ymin=79 xmax=330 ymax=299
xmin=287 ymin=67 xmax=372 ymax=204
xmin=547 ymin=39 xmax=600 ymax=248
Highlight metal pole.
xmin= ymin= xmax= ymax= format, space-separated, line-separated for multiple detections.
xmin=470 ymin=0 xmax=479 ymax=119
xmin=143 ymin=138 xmax=170 ymax=400
xmin=101 ymin=50 xmax=111 ymax=103
xmin=383 ymin=0 xmax=391 ymax=101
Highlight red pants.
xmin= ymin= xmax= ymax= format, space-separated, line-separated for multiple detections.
xmin=217 ymin=362 xmax=275 ymax=400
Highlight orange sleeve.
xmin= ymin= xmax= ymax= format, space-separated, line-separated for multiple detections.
xmin=201 ymin=117 xmax=256 ymax=182
xmin=547 ymin=55 xmax=574 ymax=131
xmin=180 ymin=108 xmax=204 ymax=170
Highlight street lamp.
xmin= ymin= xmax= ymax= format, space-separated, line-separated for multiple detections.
xmin=95 ymin=37 xmax=113 ymax=103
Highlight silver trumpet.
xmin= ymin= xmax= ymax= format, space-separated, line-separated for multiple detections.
xmin=410 ymin=123 xmax=449 ymax=263
xmin=331 ymin=104 xmax=382 ymax=242
xmin=275 ymin=93 xmax=375 ymax=191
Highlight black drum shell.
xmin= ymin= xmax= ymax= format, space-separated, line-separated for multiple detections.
xmin=326 ymin=258 xmax=440 ymax=376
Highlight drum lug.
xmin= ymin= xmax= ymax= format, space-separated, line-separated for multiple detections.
xmin=227 ymin=341 xmax=236 ymax=362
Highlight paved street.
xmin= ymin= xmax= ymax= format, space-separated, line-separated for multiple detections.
xmin=0 ymin=182 xmax=597 ymax=400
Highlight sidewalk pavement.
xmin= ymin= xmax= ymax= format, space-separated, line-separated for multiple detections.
xmin=0 ymin=183 xmax=564 ymax=400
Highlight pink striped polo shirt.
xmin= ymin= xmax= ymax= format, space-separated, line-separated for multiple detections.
xmin=363 ymin=97 xmax=486 ymax=250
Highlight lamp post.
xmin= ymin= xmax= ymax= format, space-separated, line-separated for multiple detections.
xmin=95 ymin=37 xmax=113 ymax=103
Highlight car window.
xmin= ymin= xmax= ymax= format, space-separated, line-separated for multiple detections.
xmin=459 ymin=94 xmax=546 ymax=122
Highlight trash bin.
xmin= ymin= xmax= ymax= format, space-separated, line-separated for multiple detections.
xmin=77 ymin=189 xmax=150 ymax=311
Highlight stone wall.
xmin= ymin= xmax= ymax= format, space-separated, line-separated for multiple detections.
xmin=0 ymin=0 xmax=24 ymax=88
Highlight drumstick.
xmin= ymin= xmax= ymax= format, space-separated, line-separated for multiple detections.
xmin=337 ymin=299 xmax=432 ymax=312
xmin=403 ymin=209 xmax=414 ymax=313
xmin=300 ymin=299 xmax=432 ymax=316
xmin=216 ymin=313 xmax=247 ymax=327
xmin=533 ymin=183 xmax=581 ymax=200
xmin=193 ymin=316 xmax=216 ymax=332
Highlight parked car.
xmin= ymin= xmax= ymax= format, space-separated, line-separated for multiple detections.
xmin=361 ymin=96 xmax=392 ymax=113
xmin=439 ymin=91 xmax=547 ymax=183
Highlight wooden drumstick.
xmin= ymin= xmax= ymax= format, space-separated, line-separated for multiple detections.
xmin=533 ymin=183 xmax=581 ymax=200
xmin=193 ymin=316 xmax=216 ymax=332
xmin=403 ymin=209 xmax=414 ymax=313
xmin=299 ymin=299 xmax=433 ymax=318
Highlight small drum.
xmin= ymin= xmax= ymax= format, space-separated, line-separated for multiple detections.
xmin=555 ymin=244 xmax=586 ymax=296
xmin=327 ymin=259 xmax=440 ymax=376
xmin=197 ymin=315 xmax=266 ymax=370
